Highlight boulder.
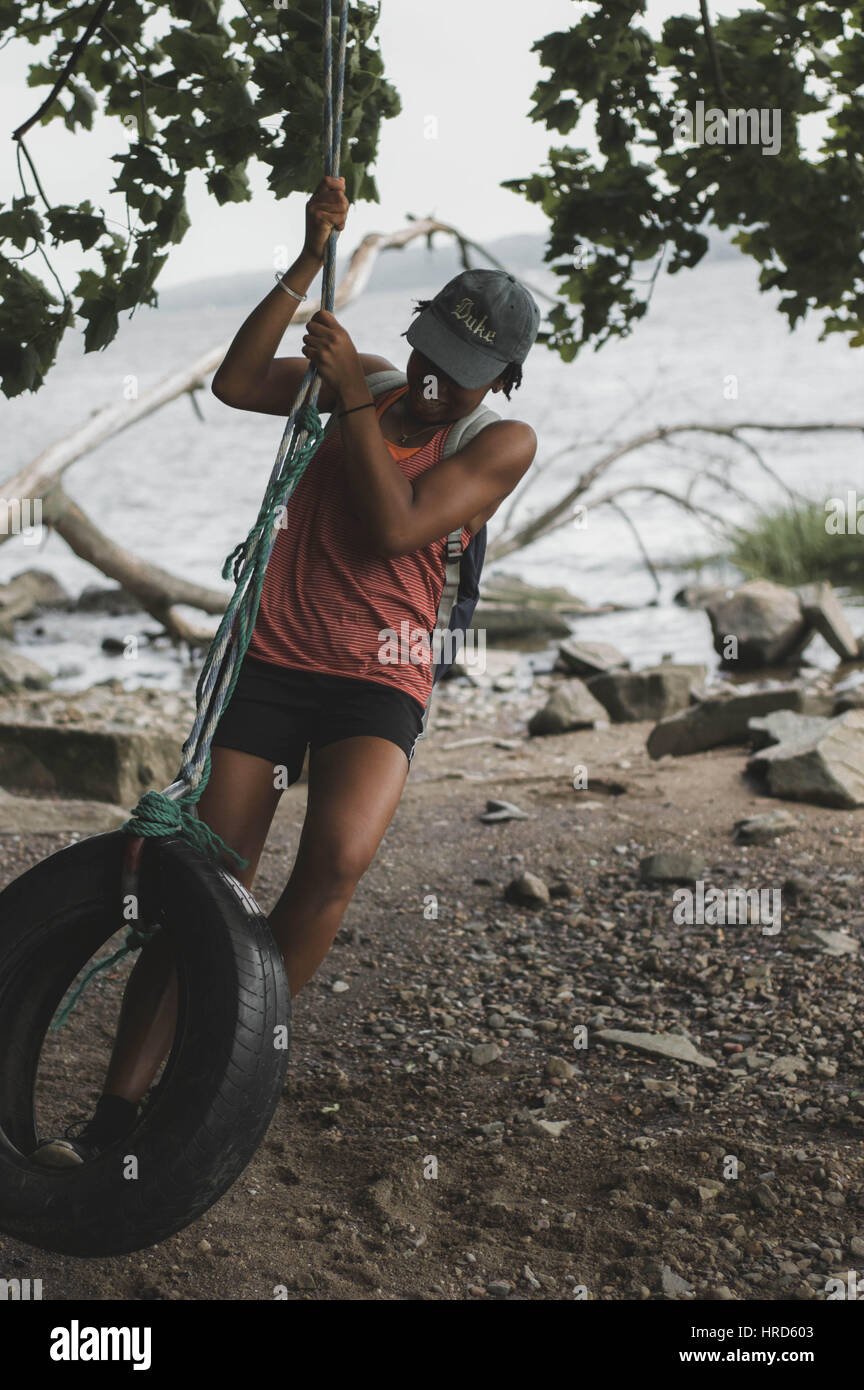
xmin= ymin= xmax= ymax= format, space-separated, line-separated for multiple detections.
xmin=705 ymin=580 xmax=809 ymax=668
xmin=798 ymin=581 xmax=860 ymax=662
xmin=748 ymin=709 xmax=833 ymax=750
xmin=0 ymin=569 xmax=69 ymax=636
xmin=474 ymin=604 xmax=572 ymax=643
xmin=647 ymin=687 xmax=834 ymax=759
xmin=0 ymin=643 xmax=53 ymax=693
xmin=587 ymin=666 xmax=698 ymax=723
xmin=528 ymin=680 xmax=607 ymax=736
xmin=747 ymin=708 xmax=864 ymax=809
xmin=556 ymin=639 xmax=628 ymax=677
xmin=0 ymin=721 xmax=180 ymax=805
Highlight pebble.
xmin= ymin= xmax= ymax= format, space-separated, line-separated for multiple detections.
xmin=471 ymin=1043 xmax=502 ymax=1066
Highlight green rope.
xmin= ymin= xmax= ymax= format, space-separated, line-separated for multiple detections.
xmin=119 ymin=402 xmax=326 ymax=872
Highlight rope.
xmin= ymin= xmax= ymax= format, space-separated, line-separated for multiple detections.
xmin=50 ymin=1 xmax=350 ymax=1030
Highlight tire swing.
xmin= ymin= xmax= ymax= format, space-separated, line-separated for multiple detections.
xmin=0 ymin=0 xmax=349 ymax=1260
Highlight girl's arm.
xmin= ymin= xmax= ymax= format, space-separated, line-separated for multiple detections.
xmin=211 ymin=176 xmax=349 ymax=415
xmin=304 ymin=316 xmax=537 ymax=556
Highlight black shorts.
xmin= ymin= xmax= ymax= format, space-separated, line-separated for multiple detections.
xmin=211 ymin=656 xmax=426 ymax=784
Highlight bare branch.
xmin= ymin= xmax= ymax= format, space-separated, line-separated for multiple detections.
xmin=488 ymin=419 xmax=864 ymax=562
xmin=607 ymin=500 xmax=662 ymax=600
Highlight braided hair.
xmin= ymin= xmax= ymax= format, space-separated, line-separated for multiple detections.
xmin=402 ymin=299 xmax=523 ymax=401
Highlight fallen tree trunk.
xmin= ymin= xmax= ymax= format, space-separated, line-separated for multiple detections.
xmin=42 ymin=484 xmax=229 ymax=643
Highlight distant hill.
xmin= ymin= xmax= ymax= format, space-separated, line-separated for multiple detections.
xmin=160 ymin=225 xmax=744 ymax=312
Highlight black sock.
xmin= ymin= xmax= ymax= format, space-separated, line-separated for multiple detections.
xmin=87 ymin=1093 xmax=139 ymax=1141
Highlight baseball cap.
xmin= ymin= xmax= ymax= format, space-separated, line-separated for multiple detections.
xmin=404 ymin=268 xmax=541 ymax=389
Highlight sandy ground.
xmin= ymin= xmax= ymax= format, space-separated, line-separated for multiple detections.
xmin=0 ymin=679 xmax=863 ymax=1302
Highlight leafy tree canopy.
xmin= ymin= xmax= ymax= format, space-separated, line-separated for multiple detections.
xmin=1 ymin=0 xmax=399 ymax=395
xmin=503 ymin=0 xmax=864 ymax=360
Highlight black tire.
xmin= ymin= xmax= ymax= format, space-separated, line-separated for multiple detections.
xmin=0 ymin=829 xmax=291 ymax=1256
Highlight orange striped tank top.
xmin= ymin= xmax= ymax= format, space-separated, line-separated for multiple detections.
xmin=246 ymin=385 xmax=471 ymax=709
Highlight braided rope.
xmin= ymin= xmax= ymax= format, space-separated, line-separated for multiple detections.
xmin=51 ymin=2 xmax=350 ymax=1031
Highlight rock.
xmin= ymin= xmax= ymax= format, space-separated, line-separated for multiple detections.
xmin=504 ymin=871 xmax=550 ymax=907
xmin=0 ymin=720 xmax=180 ymax=804
xmin=748 ymin=710 xmax=833 ymax=750
xmin=0 ymin=791 xmax=127 ymax=833
xmin=733 ymin=810 xmax=797 ymax=844
xmin=661 ymin=1265 xmax=695 ymax=1298
xmin=705 ymin=579 xmax=810 ymax=668
xmin=0 ymin=568 xmax=68 ymax=635
xmin=835 ymin=688 xmax=864 ymax=714
xmin=647 ymin=687 xmax=834 ymax=759
xmin=73 ymin=584 xmax=142 ymax=616
xmin=486 ymin=1280 xmax=512 ymax=1298
xmin=639 ymin=851 xmax=704 ymax=884
xmin=448 ymin=650 xmax=520 ymax=684
xmin=587 ymin=666 xmax=697 ymax=723
xmin=0 ymin=643 xmax=52 ymax=693
xmin=478 ymin=799 xmax=530 ymax=823
xmin=331 ymin=980 xmax=349 ymax=993
xmin=474 ymin=605 xmax=572 ymax=643
xmin=674 ymin=583 xmax=731 ymax=610
xmin=556 ymin=639 xmax=628 ymax=677
xmin=798 ymin=581 xmax=860 ymax=661
xmin=850 ymin=1236 xmax=864 ymax=1258
xmin=768 ymin=1055 xmax=810 ymax=1081
xmin=544 ymin=1056 xmax=575 ymax=1080
xmin=471 ymin=1043 xmax=502 ymax=1066
xmin=789 ymin=925 xmax=859 ymax=957
xmin=596 ymin=1029 xmax=717 ymax=1068
xmin=752 ymin=1183 xmax=779 ymax=1213
xmin=531 ymin=1117 xmax=571 ymax=1138
xmin=481 ymin=572 xmax=590 ymax=612
xmin=528 ymin=681 xmax=607 ymax=736
xmin=747 ymin=708 xmax=864 ymax=808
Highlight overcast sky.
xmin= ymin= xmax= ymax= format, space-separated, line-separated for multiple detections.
xmin=1 ymin=0 xmax=807 ymax=289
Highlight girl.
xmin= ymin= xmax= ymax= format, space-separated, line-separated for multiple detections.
xmin=35 ymin=176 xmax=539 ymax=1166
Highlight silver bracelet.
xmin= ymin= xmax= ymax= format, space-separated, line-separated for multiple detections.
xmin=274 ymin=272 xmax=307 ymax=302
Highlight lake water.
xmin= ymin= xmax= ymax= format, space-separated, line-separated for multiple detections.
xmin=3 ymin=238 xmax=862 ymax=691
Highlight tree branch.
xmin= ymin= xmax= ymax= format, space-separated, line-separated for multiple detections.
xmin=487 ymin=420 xmax=864 ymax=562
xmin=12 ymin=0 xmax=114 ymax=141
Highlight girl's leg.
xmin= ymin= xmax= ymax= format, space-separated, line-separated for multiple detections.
xmin=103 ymin=747 xmax=284 ymax=1104
xmin=266 ymin=736 xmax=409 ymax=995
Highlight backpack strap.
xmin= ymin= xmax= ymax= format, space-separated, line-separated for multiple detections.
xmin=364 ymin=368 xmax=408 ymax=398
xmin=432 ymin=400 xmax=501 ymax=642
xmin=413 ymin=401 xmax=501 ymax=747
